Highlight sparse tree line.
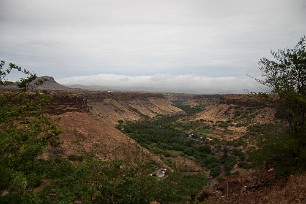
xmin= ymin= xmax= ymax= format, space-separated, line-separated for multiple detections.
xmin=0 ymin=61 xmax=37 ymax=90
xmin=253 ymin=36 xmax=306 ymax=175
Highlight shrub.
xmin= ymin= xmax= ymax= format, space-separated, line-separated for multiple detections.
xmin=67 ymin=154 xmax=84 ymax=161
xmin=238 ymin=161 xmax=253 ymax=169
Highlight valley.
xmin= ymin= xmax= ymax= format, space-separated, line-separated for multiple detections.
xmin=1 ymin=88 xmax=304 ymax=203
xmin=44 ymin=90 xmax=283 ymax=202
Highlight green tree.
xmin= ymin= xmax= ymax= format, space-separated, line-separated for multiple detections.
xmin=253 ymin=36 xmax=306 ymax=175
xmin=257 ymin=36 xmax=306 ymax=133
xmin=0 ymin=60 xmax=37 ymax=90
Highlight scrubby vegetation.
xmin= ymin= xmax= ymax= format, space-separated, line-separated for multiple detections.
xmin=172 ymin=100 xmax=205 ymax=115
xmin=251 ymin=36 xmax=306 ymax=176
xmin=0 ymin=94 xmax=207 ymax=203
xmin=0 ymin=62 xmax=207 ymax=203
xmin=117 ymin=101 xmax=250 ymax=178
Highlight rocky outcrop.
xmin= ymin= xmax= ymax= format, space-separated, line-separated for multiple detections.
xmin=46 ymin=93 xmax=89 ymax=115
xmin=29 ymin=76 xmax=70 ymax=90
xmin=86 ymin=92 xmax=183 ymax=125
xmin=221 ymin=94 xmax=272 ymax=107
xmin=89 ymin=97 xmax=182 ymax=124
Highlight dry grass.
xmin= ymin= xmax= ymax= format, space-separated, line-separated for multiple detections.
xmin=203 ymin=171 xmax=306 ymax=204
xmin=260 ymin=172 xmax=306 ymax=204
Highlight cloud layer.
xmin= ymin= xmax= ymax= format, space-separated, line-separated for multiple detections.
xmin=1 ymin=0 xmax=305 ymax=93
xmin=59 ymin=74 xmax=263 ymax=94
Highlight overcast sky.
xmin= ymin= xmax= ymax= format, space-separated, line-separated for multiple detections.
xmin=1 ymin=0 xmax=305 ymax=93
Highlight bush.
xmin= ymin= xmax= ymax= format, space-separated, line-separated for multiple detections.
xmin=223 ymin=156 xmax=237 ymax=173
xmin=199 ymin=145 xmax=212 ymax=154
xmin=251 ymin=130 xmax=306 ymax=176
xmin=238 ymin=161 xmax=253 ymax=169
xmin=218 ymin=121 xmax=230 ymax=128
xmin=252 ymin=36 xmax=306 ymax=176
xmin=210 ymin=163 xmax=221 ymax=177
xmin=232 ymin=149 xmax=246 ymax=161
xmin=67 ymin=154 xmax=84 ymax=161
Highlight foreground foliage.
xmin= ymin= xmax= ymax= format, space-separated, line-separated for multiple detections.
xmin=0 ymin=91 xmax=59 ymax=202
xmin=253 ymin=36 xmax=306 ymax=175
xmin=0 ymin=91 xmax=209 ymax=203
xmin=0 ymin=61 xmax=208 ymax=203
xmin=0 ymin=61 xmax=37 ymax=90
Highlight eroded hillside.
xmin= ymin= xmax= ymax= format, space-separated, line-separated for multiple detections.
xmin=192 ymin=94 xmax=277 ymax=140
xmin=113 ymin=92 xmax=293 ymax=203
xmin=87 ymin=92 xmax=182 ymax=125
xmin=44 ymin=91 xmax=184 ymax=169
xmin=2 ymin=89 xmax=302 ymax=203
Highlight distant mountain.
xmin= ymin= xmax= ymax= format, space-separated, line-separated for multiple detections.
xmin=29 ymin=76 xmax=70 ymax=90
xmin=0 ymin=76 xmax=71 ymax=91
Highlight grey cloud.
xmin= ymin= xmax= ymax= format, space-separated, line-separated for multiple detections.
xmin=58 ymin=74 xmax=263 ymax=94
xmin=1 ymin=0 xmax=305 ymax=93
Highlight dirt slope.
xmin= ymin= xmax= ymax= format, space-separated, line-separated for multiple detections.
xmin=203 ymin=170 xmax=306 ymax=204
xmin=44 ymin=91 xmax=182 ymax=168
xmin=89 ymin=97 xmax=182 ymax=125
xmin=50 ymin=112 xmax=167 ymax=167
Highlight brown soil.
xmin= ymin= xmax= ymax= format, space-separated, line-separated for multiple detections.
xmin=44 ymin=111 xmax=171 ymax=168
xmin=43 ymin=91 xmax=183 ymax=169
xmin=191 ymin=97 xmax=277 ymax=141
xmin=168 ymin=156 xmax=204 ymax=173
xmin=89 ymin=97 xmax=182 ymax=125
xmin=195 ymin=104 xmax=233 ymax=122
xmin=203 ymin=170 xmax=306 ymax=204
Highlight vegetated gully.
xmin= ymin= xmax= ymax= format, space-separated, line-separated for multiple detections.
xmin=115 ymin=93 xmax=269 ymax=183
xmin=51 ymin=91 xmax=265 ymax=193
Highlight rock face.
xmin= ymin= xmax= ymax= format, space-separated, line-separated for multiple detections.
xmin=87 ymin=92 xmax=183 ymax=125
xmin=29 ymin=76 xmax=70 ymax=90
xmin=46 ymin=93 xmax=89 ymax=115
